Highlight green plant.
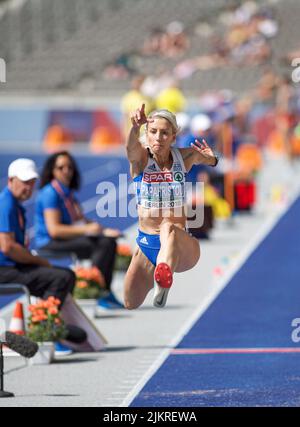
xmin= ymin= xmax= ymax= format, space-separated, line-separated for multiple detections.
xmin=73 ymin=266 xmax=106 ymax=299
xmin=27 ymin=296 xmax=67 ymax=342
xmin=114 ymin=244 xmax=132 ymax=271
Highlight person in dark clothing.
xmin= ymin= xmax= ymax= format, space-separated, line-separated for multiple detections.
xmin=35 ymin=151 xmax=123 ymax=310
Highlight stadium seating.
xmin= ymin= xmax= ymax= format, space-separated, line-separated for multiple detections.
xmin=0 ymin=0 xmax=299 ymax=96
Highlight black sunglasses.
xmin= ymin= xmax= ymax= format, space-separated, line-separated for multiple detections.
xmin=55 ymin=165 xmax=74 ymax=171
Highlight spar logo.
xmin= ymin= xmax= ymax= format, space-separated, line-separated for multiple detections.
xmin=174 ymin=172 xmax=183 ymax=182
xmin=143 ymin=172 xmax=173 ymax=182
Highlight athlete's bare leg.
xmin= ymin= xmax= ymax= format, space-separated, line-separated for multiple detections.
xmin=124 ymin=247 xmax=155 ymax=310
xmin=152 ymin=220 xmax=200 ymax=307
xmin=157 ymin=220 xmax=200 ymax=273
xmin=124 ymin=223 xmax=200 ymax=310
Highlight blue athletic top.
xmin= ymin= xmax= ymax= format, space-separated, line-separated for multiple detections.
xmin=134 ymin=147 xmax=187 ymax=209
xmin=34 ymin=181 xmax=74 ymax=248
xmin=0 ymin=187 xmax=26 ymax=266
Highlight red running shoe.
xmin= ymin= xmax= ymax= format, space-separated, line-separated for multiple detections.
xmin=153 ymin=263 xmax=173 ymax=308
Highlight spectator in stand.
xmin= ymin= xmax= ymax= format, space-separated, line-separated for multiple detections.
xmin=190 ymin=114 xmax=216 ymax=151
xmin=289 ymin=122 xmax=300 ymax=160
xmin=142 ymin=28 xmax=165 ymax=56
xmin=34 ymin=151 xmax=124 ymax=310
xmin=176 ymin=112 xmax=193 ymax=148
xmin=189 ymin=113 xmax=221 ymax=182
xmin=121 ymin=75 xmax=155 ymax=140
xmin=142 ymin=21 xmax=189 ymax=59
xmin=187 ymin=170 xmax=231 ymax=239
xmin=159 ymin=21 xmax=190 ymax=58
xmin=155 ymin=79 xmax=186 ymax=114
xmin=275 ymin=75 xmax=296 ymax=115
xmin=266 ymin=115 xmax=290 ymax=156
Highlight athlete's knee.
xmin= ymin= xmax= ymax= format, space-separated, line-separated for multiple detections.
xmin=164 ymin=224 xmax=179 ymax=247
xmin=160 ymin=221 xmax=176 ymax=237
xmin=124 ymin=298 xmax=140 ymax=310
xmin=189 ymin=242 xmax=201 ymax=268
xmin=124 ymin=288 xmax=144 ymax=310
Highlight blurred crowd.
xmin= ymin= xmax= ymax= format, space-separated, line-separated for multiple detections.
xmin=121 ymin=66 xmax=300 ymax=157
xmin=175 ymin=1 xmax=277 ymax=79
xmin=119 ymin=61 xmax=300 ymax=238
xmin=103 ymin=1 xmax=278 ymax=81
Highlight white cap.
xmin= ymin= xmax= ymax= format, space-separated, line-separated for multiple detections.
xmin=166 ymin=20 xmax=184 ymax=35
xmin=8 ymin=158 xmax=39 ymax=181
xmin=176 ymin=112 xmax=190 ymax=131
xmin=191 ymin=114 xmax=212 ymax=134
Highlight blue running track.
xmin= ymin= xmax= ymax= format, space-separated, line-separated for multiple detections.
xmin=131 ymin=195 xmax=300 ymax=407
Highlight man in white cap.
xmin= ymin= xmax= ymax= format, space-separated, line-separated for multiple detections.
xmin=0 ymin=159 xmax=75 ymax=308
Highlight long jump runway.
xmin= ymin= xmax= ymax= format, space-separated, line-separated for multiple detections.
xmin=130 ymin=195 xmax=300 ymax=407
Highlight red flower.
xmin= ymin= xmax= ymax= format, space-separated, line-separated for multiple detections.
xmin=48 ymin=307 xmax=58 ymax=315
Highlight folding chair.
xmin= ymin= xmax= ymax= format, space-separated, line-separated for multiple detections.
xmin=0 ymin=283 xmax=31 ymax=305
xmin=34 ymin=249 xmax=78 ymax=268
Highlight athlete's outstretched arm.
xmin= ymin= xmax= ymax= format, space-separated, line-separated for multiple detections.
xmin=126 ymin=104 xmax=151 ymax=177
xmin=180 ymin=139 xmax=217 ymax=172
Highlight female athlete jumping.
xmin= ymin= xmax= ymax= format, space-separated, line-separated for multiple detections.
xmin=124 ymin=104 xmax=218 ymax=309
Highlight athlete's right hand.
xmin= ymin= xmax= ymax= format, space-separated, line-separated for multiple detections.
xmin=130 ymin=104 xmax=152 ymax=129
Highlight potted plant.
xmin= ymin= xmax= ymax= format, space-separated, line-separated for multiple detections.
xmin=27 ymin=296 xmax=67 ymax=364
xmin=73 ymin=266 xmax=106 ymax=300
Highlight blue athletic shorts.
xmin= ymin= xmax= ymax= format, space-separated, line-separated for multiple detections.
xmin=136 ymin=229 xmax=161 ymax=266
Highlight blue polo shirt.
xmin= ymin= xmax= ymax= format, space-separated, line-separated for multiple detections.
xmin=35 ymin=182 xmax=73 ymax=248
xmin=0 ymin=187 xmax=26 ymax=266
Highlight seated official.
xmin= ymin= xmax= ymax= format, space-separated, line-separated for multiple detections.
xmin=34 ymin=151 xmax=123 ymax=309
xmin=0 ymin=158 xmax=75 ymax=307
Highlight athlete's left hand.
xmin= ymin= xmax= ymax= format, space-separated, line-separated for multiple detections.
xmin=190 ymin=139 xmax=216 ymax=166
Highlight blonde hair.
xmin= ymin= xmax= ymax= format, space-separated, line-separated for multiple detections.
xmin=140 ymin=109 xmax=180 ymax=147
xmin=147 ymin=109 xmax=180 ymax=135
